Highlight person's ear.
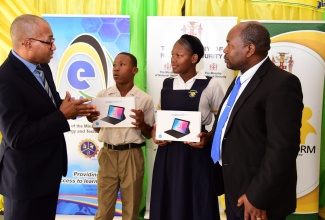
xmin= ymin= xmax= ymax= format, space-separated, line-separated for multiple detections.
xmin=246 ymin=43 xmax=255 ymax=57
xmin=132 ymin=67 xmax=138 ymax=75
xmin=22 ymin=39 xmax=32 ymax=49
xmin=192 ymin=54 xmax=198 ymax=64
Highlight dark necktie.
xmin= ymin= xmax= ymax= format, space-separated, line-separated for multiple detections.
xmin=36 ymin=65 xmax=56 ymax=106
xmin=211 ymin=77 xmax=241 ymax=163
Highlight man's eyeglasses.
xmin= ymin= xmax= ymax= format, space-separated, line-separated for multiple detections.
xmin=29 ymin=38 xmax=55 ymax=47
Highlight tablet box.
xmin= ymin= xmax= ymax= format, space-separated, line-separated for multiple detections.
xmin=156 ymin=110 xmax=201 ymax=142
xmin=91 ymin=97 xmax=135 ymax=127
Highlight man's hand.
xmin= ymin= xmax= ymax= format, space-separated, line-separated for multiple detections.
xmin=59 ymin=91 xmax=96 ymax=119
xmin=238 ymin=194 xmax=268 ymax=220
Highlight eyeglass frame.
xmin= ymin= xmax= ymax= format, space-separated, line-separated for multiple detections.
xmin=28 ymin=38 xmax=55 ymax=47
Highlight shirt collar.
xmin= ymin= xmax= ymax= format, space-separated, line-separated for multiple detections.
xmin=237 ymin=56 xmax=268 ymax=84
xmin=174 ymin=72 xmax=206 ymax=82
xmin=11 ymin=50 xmax=37 ymax=73
xmin=108 ymin=84 xmax=137 ymax=96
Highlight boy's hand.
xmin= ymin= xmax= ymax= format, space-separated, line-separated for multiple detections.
xmin=86 ymin=111 xmax=100 ymax=122
xmin=130 ymin=109 xmax=145 ymax=128
xmin=130 ymin=109 xmax=153 ymax=139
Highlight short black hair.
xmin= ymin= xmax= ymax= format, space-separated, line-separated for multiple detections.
xmin=118 ymin=52 xmax=137 ymax=67
xmin=240 ymin=21 xmax=270 ymax=56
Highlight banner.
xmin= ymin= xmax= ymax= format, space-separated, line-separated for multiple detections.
xmin=146 ymin=16 xmax=237 ymax=208
xmin=260 ymin=20 xmax=325 ymax=218
xmin=43 ymin=14 xmax=130 ymax=215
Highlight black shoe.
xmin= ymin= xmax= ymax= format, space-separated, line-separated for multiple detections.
xmin=0 ymin=210 xmax=4 ymax=215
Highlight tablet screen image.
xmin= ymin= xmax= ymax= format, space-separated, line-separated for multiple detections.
xmin=172 ymin=119 xmax=189 ymax=134
xmin=164 ymin=118 xmax=191 ymax=139
xmin=108 ymin=106 xmax=124 ymax=120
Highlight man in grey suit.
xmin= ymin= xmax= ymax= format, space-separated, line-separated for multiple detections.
xmin=210 ymin=21 xmax=303 ymax=220
xmin=0 ymin=14 xmax=96 ymax=220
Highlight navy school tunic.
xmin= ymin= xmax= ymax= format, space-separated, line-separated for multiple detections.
xmin=150 ymin=77 xmax=220 ymax=220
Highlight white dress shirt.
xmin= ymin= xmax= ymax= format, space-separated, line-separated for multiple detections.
xmin=219 ymin=56 xmax=268 ymax=162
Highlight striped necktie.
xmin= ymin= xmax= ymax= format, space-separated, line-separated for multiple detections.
xmin=36 ymin=65 xmax=56 ymax=106
xmin=211 ymin=77 xmax=241 ymax=163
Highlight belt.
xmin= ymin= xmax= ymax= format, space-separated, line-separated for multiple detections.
xmin=104 ymin=142 xmax=145 ymax=151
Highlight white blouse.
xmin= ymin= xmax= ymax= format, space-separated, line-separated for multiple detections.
xmin=159 ymin=72 xmax=224 ymax=125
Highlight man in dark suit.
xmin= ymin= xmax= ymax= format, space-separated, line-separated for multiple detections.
xmin=0 ymin=14 xmax=96 ymax=220
xmin=210 ymin=21 xmax=303 ymax=220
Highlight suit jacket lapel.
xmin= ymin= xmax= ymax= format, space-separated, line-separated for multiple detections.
xmin=9 ymin=53 xmax=57 ymax=108
xmin=225 ymin=58 xmax=273 ymax=133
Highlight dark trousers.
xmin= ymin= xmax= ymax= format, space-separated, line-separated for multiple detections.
xmin=225 ymin=196 xmax=287 ymax=220
xmin=4 ymin=191 xmax=59 ymax=220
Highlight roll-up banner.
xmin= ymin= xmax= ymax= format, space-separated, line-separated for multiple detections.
xmin=146 ymin=16 xmax=237 ymax=208
xmin=43 ymin=14 xmax=130 ymax=216
xmin=258 ymin=20 xmax=325 ymax=219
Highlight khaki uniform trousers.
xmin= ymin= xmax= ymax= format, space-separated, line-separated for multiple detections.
xmin=95 ymin=146 xmax=144 ymax=220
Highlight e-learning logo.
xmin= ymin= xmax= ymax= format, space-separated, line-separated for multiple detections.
xmin=56 ymin=34 xmax=113 ymax=99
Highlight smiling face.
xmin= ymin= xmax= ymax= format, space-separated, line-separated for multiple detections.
xmin=112 ymin=53 xmax=138 ymax=85
xmin=223 ymin=24 xmax=250 ymax=73
xmin=171 ymin=42 xmax=197 ymax=76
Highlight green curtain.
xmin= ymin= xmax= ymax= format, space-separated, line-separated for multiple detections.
xmin=120 ymin=0 xmax=157 ymax=218
xmin=121 ymin=0 xmax=157 ymax=91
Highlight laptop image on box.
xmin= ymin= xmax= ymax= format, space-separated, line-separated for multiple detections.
xmin=101 ymin=105 xmax=126 ymax=125
xmin=164 ymin=118 xmax=191 ymax=139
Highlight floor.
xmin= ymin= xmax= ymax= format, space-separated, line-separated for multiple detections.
xmin=55 ymin=213 xmax=227 ymax=219
xmin=55 ymin=213 xmax=150 ymax=219
xmin=0 ymin=212 xmax=227 ymax=219
xmin=55 ymin=211 xmax=150 ymax=219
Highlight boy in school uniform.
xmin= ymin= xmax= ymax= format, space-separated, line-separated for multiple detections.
xmin=87 ymin=52 xmax=155 ymax=220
